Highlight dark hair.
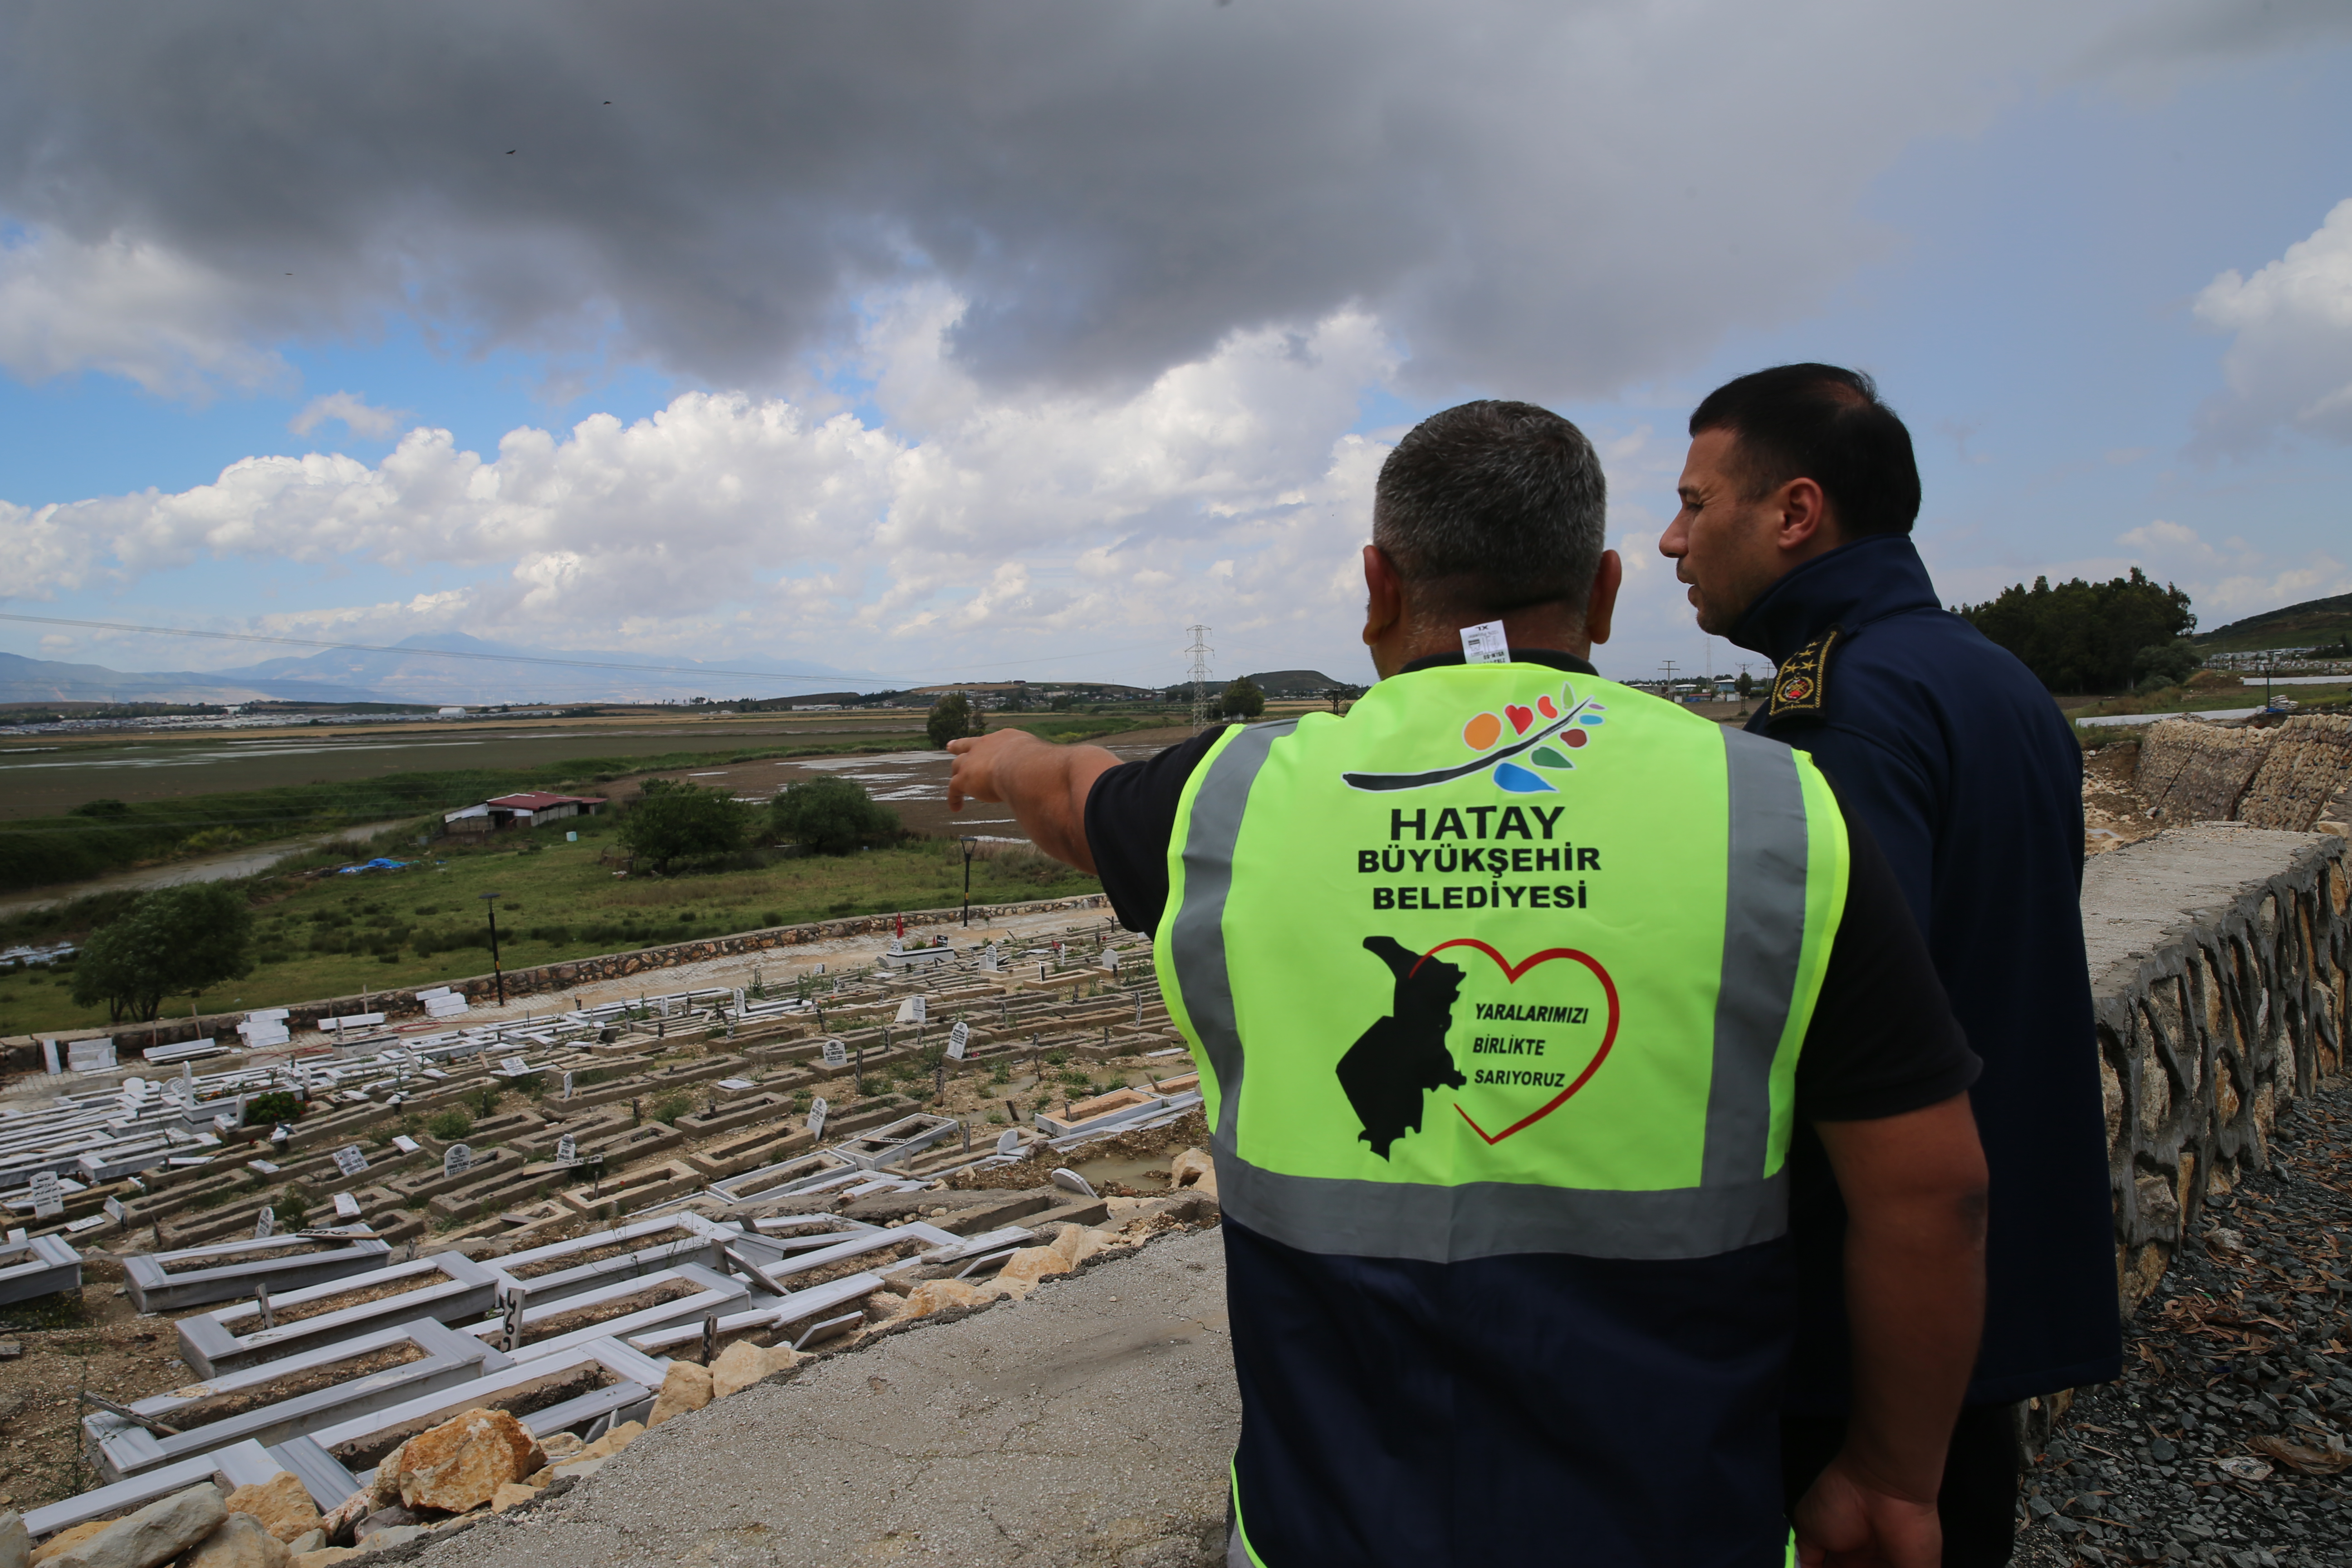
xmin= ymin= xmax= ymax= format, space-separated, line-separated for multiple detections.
xmin=1688 ymin=364 xmax=1920 ymax=536
xmin=1372 ymin=400 xmax=1606 ymax=616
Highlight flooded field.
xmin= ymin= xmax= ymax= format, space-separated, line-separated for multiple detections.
xmin=645 ymin=725 xmax=1203 ymax=839
xmin=0 ymin=715 xmax=929 ymax=821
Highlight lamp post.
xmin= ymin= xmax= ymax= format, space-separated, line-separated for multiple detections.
xmin=480 ymin=892 xmax=505 ymax=1005
xmin=960 ymin=837 xmax=978 ymax=927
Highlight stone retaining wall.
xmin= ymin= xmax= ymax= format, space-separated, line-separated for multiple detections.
xmin=2088 ymin=828 xmax=2349 ymax=1313
xmin=12 ymin=893 xmax=1110 ymax=1056
xmin=2136 ymin=713 xmax=2352 ymax=830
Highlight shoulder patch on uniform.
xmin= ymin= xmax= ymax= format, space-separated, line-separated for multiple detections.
xmin=1768 ymin=627 xmax=1842 ymax=720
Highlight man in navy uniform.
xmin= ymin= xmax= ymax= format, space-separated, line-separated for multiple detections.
xmin=1659 ymin=364 xmax=2119 ymax=1565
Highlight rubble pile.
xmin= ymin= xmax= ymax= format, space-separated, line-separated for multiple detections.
xmin=0 ymin=924 xmax=1223 ymax=1560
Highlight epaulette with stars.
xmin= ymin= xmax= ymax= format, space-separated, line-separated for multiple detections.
xmin=1767 ymin=627 xmax=1843 ymax=721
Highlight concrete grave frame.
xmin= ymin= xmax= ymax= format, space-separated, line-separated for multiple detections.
xmin=22 ymin=1439 xmax=281 ymax=1542
xmin=307 ymin=1335 xmax=671 ymax=1477
xmin=456 ymin=1261 xmax=746 ymax=1363
xmin=87 ymin=1318 xmax=509 ymax=1482
xmin=124 ymin=1233 xmax=392 ymax=1312
xmin=482 ymin=1214 xmax=738 ymax=1303
xmin=176 ymin=1253 xmax=500 ymax=1377
xmin=0 ymin=1233 xmax=83 ymax=1304
xmin=833 ymin=1113 xmax=960 ymax=1171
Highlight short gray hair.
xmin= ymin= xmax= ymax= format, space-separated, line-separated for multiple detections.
xmin=1372 ymin=400 xmax=1607 ymax=616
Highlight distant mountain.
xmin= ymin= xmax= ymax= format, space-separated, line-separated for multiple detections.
xmin=207 ymin=632 xmax=891 ymax=705
xmin=2193 ymin=593 xmax=2352 ymax=655
xmin=0 ymin=650 xmax=387 ymax=706
xmin=1243 ymin=669 xmax=1352 ymax=696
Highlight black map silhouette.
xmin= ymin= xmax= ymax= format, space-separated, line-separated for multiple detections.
xmin=1337 ymin=936 xmax=1467 ymax=1159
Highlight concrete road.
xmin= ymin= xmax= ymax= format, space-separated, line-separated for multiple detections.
xmin=425 ymin=1227 xmax=1238 ymax=1568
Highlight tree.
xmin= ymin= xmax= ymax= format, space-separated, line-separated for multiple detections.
xmin=1221 ymin=676 xmax=1266 ymax=720
xmin=772 ymin=774 xmax=898 ymax=855
xmin=1958 ymin=568 xmax=2195 ymax=692
xmin=617 ymin=780 xmax=748 ymax=873
xmin=71 ymin=883 xmax=255 ymax=1023
xmin=926 ymin=692 xmax=985 ymax=749
xmin=1735 ymin=671 xmax=1755 ymax=702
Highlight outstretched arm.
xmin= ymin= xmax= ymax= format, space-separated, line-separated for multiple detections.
xmin=946 ymin=730 xmax=1123 ymax=873
xmin=1797 ymin=1092 xmax=1989 ymax=1568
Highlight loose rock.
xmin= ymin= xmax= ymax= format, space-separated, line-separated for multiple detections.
xmin=29 ymin=1524 xmax=112 ymax=1568
xmin=891 ymin=1280 xmax=993 ymax=1322
xmin=570 ymin=1421 xmax=642 ymax=1464
xmin=181 ymin=1513 xmax=290 ymax=1568
xmin=487 ymin=1485 xmax=538 ymax=1514
xmin=289 ymin=1552 xmax=356 ymax=1568
xmin=647 ymin=1361 xmax=713 ymax=1427
xmin=375 ymin=1408 xmax=543 ymax=1514
xmin=222 ymin=1475 xmax=319 ymax=1545
xmin=3 ymin=1512 xmax=29 ymax=1568
xmin=1169 ymin=1147 xmax=1217 ymax=1196
xmin=710 ymin=1339 xmax=801 ymax=1399
xmin=45 ymin=1485 xmax=225 ymax=1568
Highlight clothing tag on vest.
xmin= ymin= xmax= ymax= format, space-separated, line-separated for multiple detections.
xmin=1460 ymin=620 xmax=1509 ymax=664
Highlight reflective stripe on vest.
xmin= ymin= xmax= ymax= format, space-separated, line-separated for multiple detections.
xmin=1155 ymin=669 xmax=1845 ymax=1264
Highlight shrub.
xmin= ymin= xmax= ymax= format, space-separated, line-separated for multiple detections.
xmin=650 ymin=1091 xmax=692 ymax=1125
xmin=617 ymin=781 xmax=749 ymax=872
xmin=425 ymin=1108 xmax=474 ymax=1141
xmin=771 ymin=775 xmax=897 ymax=856
xmin=243 ymin=1090 xmax=304 ymax=1127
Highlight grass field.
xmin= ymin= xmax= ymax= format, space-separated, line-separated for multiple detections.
xmin=0 ymin=808 xmax=1101 ymax=1037
xmin=0 ymin=710 xmax=1162 ymax=890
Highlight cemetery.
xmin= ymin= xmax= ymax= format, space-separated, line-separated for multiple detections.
xmin=0 ymin=912 xmax=1225 ymax=1560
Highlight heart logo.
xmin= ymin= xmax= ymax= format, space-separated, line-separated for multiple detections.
xmin=1504 ymin=704 xmax=1535 ymax=735
xmin=1410 ymin=939 xmax=1620 ymax=1144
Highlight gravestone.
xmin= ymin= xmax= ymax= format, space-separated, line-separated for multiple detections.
xmin=821 ymin=1039 xmax=848 ymax=1070
xmin=103 ymin=1196 xmax=127 ymax=1226
xmin=333 ymin=1144 xmax=369 ymax=1178
xmin=946 ymin=1021 xmax=970 ymax=1061
xmin=1049 ymin=1167 xmax=1097 ymax=1200
xmin=255 ymin=1283 xmax=273 ymax=1330
xmin=556 ymin=1135 xmax=577 ymax=1166
xmin=28 ymin=1171 xmax=62 ymax=1220
xmin=254 ymin=1207 xmax=276 ymax=1240
xmin=896 ymin=995 xmax=927 ymax=1025
xmin=332 ymin=1193 xmax=362 ymax=1220
xmin=444 ymin=1143 xmax=474 ymax=1179
xmin=808 ymin=1097 xmax=828 ymax=1139
xmin=40 ymin=1038 xmax=59 ymax=1075
xmin=562 ymin=1071 xmax=574 ymax=1101
xmin=391 ymin=1135 xmax=421 ymax=1155
xmin=996 ymin=1129 xmax=1020 ymax=1158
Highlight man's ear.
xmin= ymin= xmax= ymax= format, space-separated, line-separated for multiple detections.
xmin=1362 ymin=544 xmax=1405 ymax=647
xmin=1774 ymin=477 xmax=1840 ymax=555
xmin=1583 ymin=549 xmax=1623 ymax=647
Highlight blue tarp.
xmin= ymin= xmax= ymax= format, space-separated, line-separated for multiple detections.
xmin=335 ymin=858 xmax=414 ymax=875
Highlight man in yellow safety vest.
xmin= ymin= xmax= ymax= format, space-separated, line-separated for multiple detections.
xmin=949 ymin=399 xmax=1989 ymax=1568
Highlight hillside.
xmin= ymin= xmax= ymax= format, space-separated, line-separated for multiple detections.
xmin=1243 ymin=668 xmax=1352 ymax=696
xmin=2192 ymin=592 xmax=2352 ymax=655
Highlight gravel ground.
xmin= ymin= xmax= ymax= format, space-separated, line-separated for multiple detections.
xmin=2014 ymin=1078 xmax=2352 ymax=1568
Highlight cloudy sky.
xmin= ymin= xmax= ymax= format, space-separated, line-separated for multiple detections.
xmin=2 ymin=0 xmax=2349 ymax=696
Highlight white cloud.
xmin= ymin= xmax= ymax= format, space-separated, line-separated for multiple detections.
xmin=290 ymin=391 xmax=409 ymax=440
xmin=0 ymin=298 xmax=1403 ymax=678
xmin=2193 ymin=197 xmax=2352 ymax=448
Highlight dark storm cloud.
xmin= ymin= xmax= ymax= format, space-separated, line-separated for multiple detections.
xmin=0 ymin=0 xmax=2306 ymax=401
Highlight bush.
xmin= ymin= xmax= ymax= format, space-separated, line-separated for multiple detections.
xmin=425 ymin=1108 xmax=474 ymax=1140
xmin=772 ymin=775 xmax=898 ymax=856
xmin=243 ymin=1090 xmax=304 ymax=1127
xmin=618 ymin=781 xmax=749 ymax=872
xmin=1220 ymin=677 xmax=1266 ymax=719
xmin=650 ymin=1091 xmax=692 ymax=1125
xmin=2132 ymin=640 xmax=2203 ymax=693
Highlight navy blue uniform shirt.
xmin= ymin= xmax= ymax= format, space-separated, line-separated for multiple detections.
xmin=1729 ymin=533 xmax=2121 ymax=1410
